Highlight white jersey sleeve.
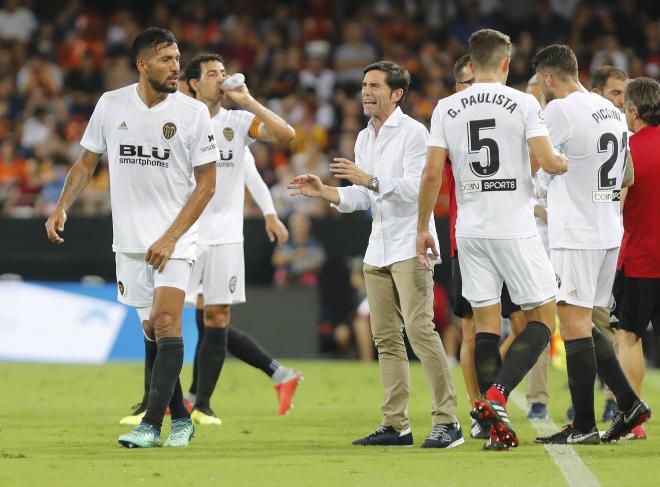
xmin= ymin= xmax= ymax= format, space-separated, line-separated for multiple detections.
xmin=244 ymin=147 xmax=276 ymax=216
xmin=333 ymin=132 xmax=371 ymax=213
xmin=80 ymin=94 xmax=107 ymax=154
xmin=190 ymin=109 xmax=219 ymax=167
xmin=525 ymin=95 xmax=551 ymax=140
xmin=428 ymin=103 xmax=448 ymax=148
xmin=543 ymin=100 xmax=572 ymax=148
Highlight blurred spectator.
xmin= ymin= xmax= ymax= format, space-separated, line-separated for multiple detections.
xmin=299 ymin=41 xmax=336 ymax=101
xmin=65 ymin=51 xmax=104 ymax=116
xmin=3 ymin=156 xmax=40 ymax=217
xmin=0 ymin=0 xmax=37 ymax=44
xmin=333 ymin=21 xmax=377 ymax=85
xmin=272 ymin=212 xmax=326 ymax=286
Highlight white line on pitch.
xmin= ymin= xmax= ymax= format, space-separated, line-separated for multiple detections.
xmin=509 ymin=391 xmax=600 ymax=487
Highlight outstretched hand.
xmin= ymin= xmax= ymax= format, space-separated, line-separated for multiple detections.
xmin=288 ymin=174 xmax=323 ymax=198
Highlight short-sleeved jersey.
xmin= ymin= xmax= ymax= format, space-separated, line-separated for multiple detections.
xmin=197 ymin=108 xmax=259 ymax=244
xmin=80 ymin=84 xmax=218 ymax=260
xmin=429 ymin=82 xmax=548 ymax=239
xmin=545 ymin=92 xmax=628 ymax=250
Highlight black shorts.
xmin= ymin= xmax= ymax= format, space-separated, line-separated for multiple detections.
xmin=619 ymin=273 xmax=660 ymax=338
xmin=451 ymin=255 xmax=522 ymax=319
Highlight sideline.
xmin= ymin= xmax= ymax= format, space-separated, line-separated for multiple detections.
xmin=509 ymin=391 xmax=601 ymax=487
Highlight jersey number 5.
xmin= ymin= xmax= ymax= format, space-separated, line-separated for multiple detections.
xmin=468 ymin=119 xmax=500 ymax=177
xmin=597 ymin=132 xmax=627 ymax=190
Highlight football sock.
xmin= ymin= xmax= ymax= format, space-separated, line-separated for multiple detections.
xmin=194 ymin=327 xmax=228 ymax=410
xmin=142 ymin=334 xmax=157 ymax=406
xmin=494 ymin=321 xmax=551 ymax=394
xmin=189 ymin=308 xmax=205 ymax=396
xmin=592 ymin=325 xmax=637 ymax=411
xmin=565 ymin=337 xmax=597 ymax=432
xmin=271 ymin=364 xmax=293 ymax=384
xmin=227 ymin=326 xmax=278 ymax=377
xmin=168 ymin=378 xmax=190 ymax=420
xmin=142 ymin=337 xmax=184 ymax=429
xmin=474 ymin=332 xmax=502 ymax=394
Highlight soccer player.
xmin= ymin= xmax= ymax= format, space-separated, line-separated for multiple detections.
xmin=525 ymin=74 xmax=552 ymax=421
xmin=290 ymin=61 xmax=464 ymax=448
xmin=181 ymin=54 xmax=298 ymax=425
xmin=616 ymin=77 xmax=660 ymax=437
xmin=45 ymin=28 xmax=218 ymax=448
xmin=531 ymin=45 xmax=650 ymax=444
xmin=119 ymin=146 xmax=302 ymax=425
xmin=417 ymin=29 xmax=567 ymax=450
xmin=591 ymin=66 xmax=628 ymax=112
xmin=446 ymin=55 xmax=525 ymax=439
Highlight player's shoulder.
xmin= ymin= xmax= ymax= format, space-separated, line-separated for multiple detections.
xmin=171 ymin=91 xmax=208 ymax=113
xmin=99 ymin=83 xmax=135 ymax=103
xmin=215 ymin=108 xmax=253 ymax=123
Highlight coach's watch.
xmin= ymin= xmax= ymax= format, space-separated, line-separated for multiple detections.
xmin=367 ymin=176 xmax=380 ymax=193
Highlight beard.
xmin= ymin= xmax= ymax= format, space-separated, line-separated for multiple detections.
xmin=148 ymin=75 xmax=178 ymax=94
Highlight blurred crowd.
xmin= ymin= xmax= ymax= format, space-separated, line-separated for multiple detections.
xmin=0 ymin=0 xmax=658 ymax=356
xmin=0 ymin=0 xmax=658 ymax=218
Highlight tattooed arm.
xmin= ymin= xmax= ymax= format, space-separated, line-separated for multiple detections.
xmin=45 ymin=148 xmax=103 ymax=243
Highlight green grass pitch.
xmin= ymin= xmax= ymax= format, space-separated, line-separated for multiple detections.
xmin=1 ymin=360 xmax=658 ymax=486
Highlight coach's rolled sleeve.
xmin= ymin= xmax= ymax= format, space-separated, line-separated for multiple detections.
xmin=332 ymin=185 xmax=371 ymax=213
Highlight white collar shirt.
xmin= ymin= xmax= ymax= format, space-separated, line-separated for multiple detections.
xmin=332 ymin=107 xmax=440 ymax=268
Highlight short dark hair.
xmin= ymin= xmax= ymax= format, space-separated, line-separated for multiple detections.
xmin=131 ymin=27 xmax=177 ymax=64
xmin=468 ymin=29 xmax=511 ymax=70
xmin=625 ymin=77 xmax=660 ymax=126
xmin=532 ymin=44 xmax=578 ymax=79
xmin=363 ymin=61 xmax=411 ymax=105
xmin=591 ymin=66 xmax=628 ymax=91
xmin=182 ymin=53 xmax=225 ymax=98
xmin=453 ymin=54 xmax=471 ymax=80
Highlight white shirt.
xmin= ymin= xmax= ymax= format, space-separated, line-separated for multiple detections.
xmin=80 ymin=84 xmax=218 ymax=260
xmin=332 ymin=107 xmax=440 ymax=268
xmin=429 ymin=82 xmax=548 ymax=239
xmin=545 ymin=91 xmax=627 ymax=249
xmin=198 ymin=108 xmax=275 ymax=244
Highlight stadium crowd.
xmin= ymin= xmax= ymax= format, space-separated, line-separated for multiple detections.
xmin=0 ymin=0 xmax=658 ymax=219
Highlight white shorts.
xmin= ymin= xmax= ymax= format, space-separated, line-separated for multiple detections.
xmin=115 ymin=252 xmax=192 ymax=313
xmin=551 ymin=247 xmax=619 ymax=308
xmin=185 ymin=243 xmax=246 ymax=306
xmin=456 ymin=236 xmax=557 ymax=309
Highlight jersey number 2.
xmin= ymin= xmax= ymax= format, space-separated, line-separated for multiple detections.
xmin=597 ymin=132 xmax=627 ymax=190
xmin=468 ymin=119 xmax=500 ymax=177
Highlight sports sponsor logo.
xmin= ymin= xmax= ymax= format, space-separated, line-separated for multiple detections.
xmin=162 ymin=121 xmax=177 ymax=140
xmin=229 ymin=276 xmax=237 ymax=293
xmin=461 ymin=179 xmax=516 ymax=193
xmin=223 ymin=127 xmax=234 ymax=141
xmin=117 ymin=121 xmax=128 ymax=130
xmin=118 ymin=144 xmax=170 ymax=168
xmin=200 ymin=143 xmax=217 ymax=153
xmin=556 ymin=274 xmax=561 ymax=289
xmin=592 ymin=190 xmax=621 ymax=202
xmin=117 ymin=281 xmax=125 ymax=296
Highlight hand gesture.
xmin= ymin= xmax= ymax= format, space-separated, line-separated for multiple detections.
xmin=288 ymin=174 xmax=323 ymax=198
xmin=45 ymin=207 xmax=67 ymax=244
xmin=330 ymin=158 xmax=369 ymax=187
xmin=416 ymin=230 xmax=439 ymax=271
xmin=265 ymin=214 xmax=289 ymax=245
xmin=146 ymin=235 xmax=176 ymax=273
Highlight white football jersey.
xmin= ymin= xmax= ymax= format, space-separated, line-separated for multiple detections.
xmin=80 ymin=84 xmax=219 ymax=260
xmin=429 ymin=82 xmax=548 ymax=239
xmin=545 ymin=92 xmax=627 ymax=249
xmin=197 ymin=108 xmax=259 ymax=244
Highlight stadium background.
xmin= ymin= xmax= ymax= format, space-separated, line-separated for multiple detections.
xmin=0 ymin=0 xmax=658 ymax=364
